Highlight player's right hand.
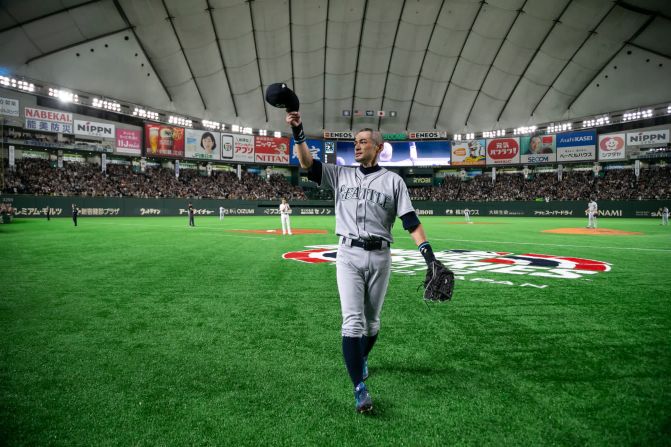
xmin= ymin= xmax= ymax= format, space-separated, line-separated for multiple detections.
xmin=286 ymin=111 xmax=301 ymax=128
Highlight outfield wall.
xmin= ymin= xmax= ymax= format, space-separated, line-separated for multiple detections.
xmin=1 ymin=195 xmax=667 ymax=218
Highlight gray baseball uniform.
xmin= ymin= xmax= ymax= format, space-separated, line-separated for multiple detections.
xmin=312 ymin=162 xmax=415 ymax=337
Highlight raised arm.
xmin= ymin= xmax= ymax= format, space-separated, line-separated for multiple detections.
xmin=286 ymin=111 xmax=313 ymax=169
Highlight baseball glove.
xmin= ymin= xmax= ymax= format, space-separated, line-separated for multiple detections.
xmin=422 ymin=259 xmax=455 ymax=302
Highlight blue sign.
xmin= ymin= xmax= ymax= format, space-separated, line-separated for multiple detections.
xmin=289 ymin=138 xmax=323 ymax=165
xmin=556 ymin=130 xmax=596 ymax=148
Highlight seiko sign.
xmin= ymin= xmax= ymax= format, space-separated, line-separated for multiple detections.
xmin=626 ymin=129 xmax=670 ymax=146
xmin=408 ymin=131 xmax=447 ymax=139
xmin=75 ymin=120 xmax=115 ymax=138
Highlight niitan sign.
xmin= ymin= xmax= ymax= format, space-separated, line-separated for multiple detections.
xmin=626 ymin=129 xmax=669 ymax=146
xmin=323 ymin=131 xmax=354 ymax=139
xmin=75 ymin=120 xmax=115 ymax=138
xmin=408 ymin=131 xmax=448 ymax=139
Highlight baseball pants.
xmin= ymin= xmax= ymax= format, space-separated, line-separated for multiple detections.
xmin=281 ymin=214 xmax=292 ymax=235
xmin=336 ymin=244 xmax=391 ymax=338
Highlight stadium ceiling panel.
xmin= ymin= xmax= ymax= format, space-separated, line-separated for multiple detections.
xmin=0 ymin=0 xmax=670 ymax=136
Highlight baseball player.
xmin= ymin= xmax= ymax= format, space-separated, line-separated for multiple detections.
xmin=464 ymin=208 xmax=471 ymax=223
xmin=219 ymin=206 xmax=225 ymax=221
xmin=72 ymin=204 xmax=79 ymax=227
xmin=188 ymin=203 xmax=195 ymax=227
xmin=286 ymin=110 xmax=440 ymax=413
xmin=279 ymin=198 xmax=292 ymax=235
xmin=662 ymin=206 xmax=669 ymax=226
xmin=586 ymin=198 xmax=598 ymax=229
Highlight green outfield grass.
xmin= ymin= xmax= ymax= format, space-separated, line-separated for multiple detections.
xmin=1 ymin=215 xmax=670 ymax=446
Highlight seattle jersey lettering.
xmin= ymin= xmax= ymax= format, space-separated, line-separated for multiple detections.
xmin=338 ymin=185 xmax=391 ymax=209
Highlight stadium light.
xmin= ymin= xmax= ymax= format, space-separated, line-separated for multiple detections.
xmin=482 ymin=129 xmax=505 ymax=138
xmin=202 ymin=120 xmax=221 ymax=130
xmin=453 ymin=134 xmax=462 ymax=141
xmin=622 ymin=109 xmax=652 ymax=122
xmin=132 ymin=107 xmax=159 ymax=121
xmin=242 ymin=127 xmax=253 ymax=135
xmin=48 ymin=88 xmax=78 ymax=103
xmin=465 ymin=133 xmax=475 ymax=140
xmin=231 ymin=124 xmax=240 ymax=132
xmin=274 ymin=131 xmax=282 ymax=138
xmin=258 ymin=129 xmax=267 ymax=136
xmin=582 ymin=116 xmax=610 ymax=128
xmin=92 ymin=97 xmax=121 ymax=112
xmin=168 ymin=115 xmax=193 ymax=128
xmin=547 ymin=122 xmax=572 ymax=133
xmin=513 ymin=126 xmax=537 ymax=136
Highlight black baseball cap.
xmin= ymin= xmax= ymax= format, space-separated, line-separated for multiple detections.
xmin=265 ymin=83 xmax=300 ymax=112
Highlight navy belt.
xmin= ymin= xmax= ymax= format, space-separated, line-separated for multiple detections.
xmin=341 ymin=237 xmax=390 ymax=251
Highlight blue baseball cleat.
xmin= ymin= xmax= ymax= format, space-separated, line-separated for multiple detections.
xmin=354 ymin=382 xmax=373 ymax=413
xmin=362 ymin=356 xmax=369 ymax=381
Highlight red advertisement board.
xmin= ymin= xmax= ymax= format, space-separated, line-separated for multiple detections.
xmin=486 ymin=138 xmax=520 ymax=165
xmin=254 ymin=136 xmax=290 ymax=164
xmin=144 ymin=124 xmax=185 ymax=158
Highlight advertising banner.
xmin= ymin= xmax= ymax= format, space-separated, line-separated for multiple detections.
xmin=255 ymin=136 xmax=290 ymax=164
xmin=101 ymin=153 xmax=107 ymax=173
xmin=598 ymin=133 xmax=626 ymax=161
xmin=144 ymin=124 xmax=185 ymax=158
xmin=115 ymin=128 xmax=142 ymax=155
xmin=74 ymin=120 xmax=115 ymax=138
xmin=24 ymin=107 xmax=73 ymax=134
xmin=185 ymin=129 xmax=220 ymax=160
xmin=451 ymin=139 xmax=486 ymax=166
xmin=289 ymin=139 xmax=324 ymax=166
xmin=8 ymin=145 xmax=15 ymax=167
xmin=0 ymin=96 xmax=19 ymax=117
xmin=486 ymin=138 xmax=520 ymax=165
xmin=220 ymin=134 xmax=234 ymax=160
xmin=625 ymin=129 xmax=669 ymax=146
xmin=336 ymin=140 xmax=451 ymax=166
xmin=407 ymin=131 xmax=448 ymax=139
xmin=556 ymin=130 xmax=596 ymax=162
xmin=520 ymin=135 xmax=556 ymax=164
xmin=232 ymin=134 xmax=255 ymax=162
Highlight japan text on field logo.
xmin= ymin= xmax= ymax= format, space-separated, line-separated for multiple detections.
xmin=283 ymin=247 xmax=611 ymax=277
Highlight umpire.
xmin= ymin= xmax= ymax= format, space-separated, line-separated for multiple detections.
xmin=276 ymin=84 xmax=442 ymax=413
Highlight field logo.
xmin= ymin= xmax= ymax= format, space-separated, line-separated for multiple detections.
xmin=283 ymin=246 xmax=611 ymax=287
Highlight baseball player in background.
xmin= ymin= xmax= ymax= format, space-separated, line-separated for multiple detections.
xmin=279 ymin=198 xmax=292 ymax=235
xmin=219 ymin=206 xmax=225 ymax=221
xmin=662 ymin=206 xmax=669 ymax=225
xmin=188 ymin=203 xmax=195 ymax=227
xmin=586 ymin=198 xmax=598 ymax=229
xmin=464 ymin=208 xmax=471 ymax=223
xmin=286 ymin=110 xmax=440 ymax=414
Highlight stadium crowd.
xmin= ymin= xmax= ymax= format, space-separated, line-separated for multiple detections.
xmin=3 ymin=159 xmax=669 ymax=201
xmin=408 ymin=167 xmax=671 ymax=201
xmin=3 ymin=159 xmax=306 ymax=200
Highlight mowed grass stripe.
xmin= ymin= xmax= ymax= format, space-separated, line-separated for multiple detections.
xmin=1 ymin=216 xmax=669 ymax=446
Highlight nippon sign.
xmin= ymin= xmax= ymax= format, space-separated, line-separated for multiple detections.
xmin=625 ymin=129 xmax=670 ymax=146
xmin=75 ymin=120 xmax=115 ymax=138
xmin=283 ymin=246 xmax=612 ymax=289
xmin=323 ymin=131 xmax=354 ymax=139
xmin=408 ymin=131 xmax=448 ymax=139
